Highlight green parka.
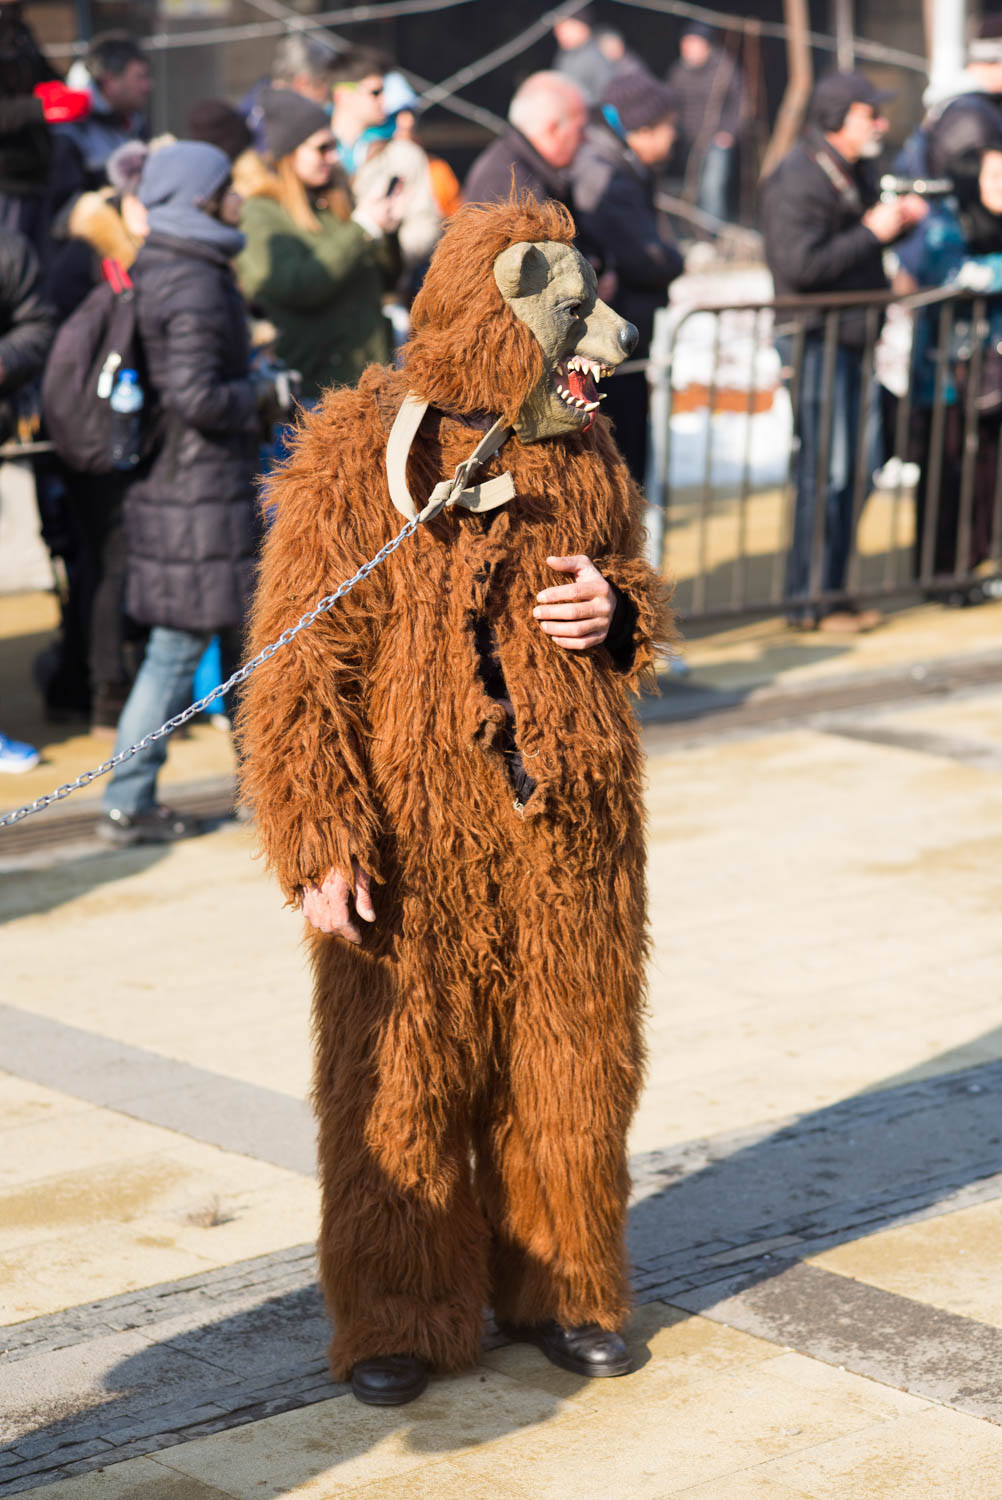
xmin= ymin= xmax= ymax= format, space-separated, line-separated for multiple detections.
xmin=236 ymin=178 xmax=392 ymax=401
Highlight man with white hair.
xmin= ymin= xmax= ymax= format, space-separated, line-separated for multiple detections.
xmin=464 ymin=70 xmax=587 ymax=206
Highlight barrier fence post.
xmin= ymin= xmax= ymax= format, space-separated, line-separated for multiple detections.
xmin=645 ymin=305 xmax=674 ymax=573
xmin=956 ymin=295 xmax=986 ymax=586
xmin=639 ymin=284 xmax=995 ymax=626
xmin=846 ymin=302 xmax=879 ymax=598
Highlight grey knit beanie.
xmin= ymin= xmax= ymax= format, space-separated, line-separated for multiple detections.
xmin=259 ymin=86 xmax=331 ymax=161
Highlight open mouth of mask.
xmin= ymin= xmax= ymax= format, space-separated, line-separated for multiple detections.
xmin=553 ymin=355 xmax=615 ymax=431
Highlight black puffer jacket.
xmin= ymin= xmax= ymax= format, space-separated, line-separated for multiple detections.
xmin=124 ymin=232 xmax=259 ymax=634
xmin=0 ymin=227 xmax=54 ymax=390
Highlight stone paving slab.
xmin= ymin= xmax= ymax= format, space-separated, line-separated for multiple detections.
xmin=16 ymin=1301 xmax=993 ymax=1500
xmin=4 ymin=1056 xmax=1002 ymax=1494
xmin=674 ymin=1262 xmax=1002 ymax=1424
xmin=0 ymin=1006 xmax=315 ymax=1177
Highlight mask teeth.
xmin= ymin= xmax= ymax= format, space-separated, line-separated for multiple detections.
xmin=566 ymin=354 xmax=605 ymax=380
xmin=554 ymin=378 xmax=591 ymax=415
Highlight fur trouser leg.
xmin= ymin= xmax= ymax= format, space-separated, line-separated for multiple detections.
xmin=309 ymin=779 xmax=646 ymax=1373
xmin=475 ymin=811 xmax=647 ymax=1332
xmin=311 ymin=937 xmax=493 ymax=1381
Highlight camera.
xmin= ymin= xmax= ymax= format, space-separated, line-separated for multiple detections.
xmin=879 ymin=174 xmax=953 ymax=202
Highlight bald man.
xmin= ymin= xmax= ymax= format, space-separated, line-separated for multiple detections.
xmin=464 ymin=71 xmax=587 ymax=207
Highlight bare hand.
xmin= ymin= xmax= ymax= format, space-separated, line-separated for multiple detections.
xmin=533 ymin=555 xmax=615 ymax=651
xmin=356 ymin=188 xmax=405 ymax=235
xmin=301 ymin=861 xmax=375 ymax=942
xmin=862 ymin=197 xmax=926 ymax=244
xmin=897 ymin=192 xmax=930 ymax=229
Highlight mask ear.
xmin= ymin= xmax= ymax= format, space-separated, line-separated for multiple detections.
xmin=494 ymin=241 xmax=550 ymax=301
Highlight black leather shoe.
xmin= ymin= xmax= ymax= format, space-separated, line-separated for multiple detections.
xmin=350 ymin=1355 xmax=429 ymax=1406
xmin=499 ymin=1320 xmax=633 ymax=1378
xmin=98 ymin=805 xmax=204 ymax=847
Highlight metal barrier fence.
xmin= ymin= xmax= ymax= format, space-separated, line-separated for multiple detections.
xmin=644 ymin=284 xmax=1002 ymax=623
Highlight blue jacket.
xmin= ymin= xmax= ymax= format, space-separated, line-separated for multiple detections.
xmin=900 ymin=200 xmax=1002 ymax=406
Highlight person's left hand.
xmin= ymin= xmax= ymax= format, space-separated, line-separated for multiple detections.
xmin=533 ymin=555 xmax=615 ymax=651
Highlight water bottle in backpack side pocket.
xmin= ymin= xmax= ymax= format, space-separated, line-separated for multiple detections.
xmin=108 ymin=367 xmax=144 ymax=470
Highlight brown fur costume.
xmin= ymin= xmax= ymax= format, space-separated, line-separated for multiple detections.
xmin=239 ymin=195 xmax=673 ymax=1378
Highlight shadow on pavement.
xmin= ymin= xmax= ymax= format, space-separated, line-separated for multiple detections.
xmin=4 ymin=1041 xmax=1002 ymax=1494
xmin=627 ymin=1048 xmax=1002 ymax=1305
xmin=0 ymin=843 xmax=169 ymax=925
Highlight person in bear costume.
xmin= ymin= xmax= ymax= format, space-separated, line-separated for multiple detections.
xmin=238 ymin=192 xmax=673 ymax=1407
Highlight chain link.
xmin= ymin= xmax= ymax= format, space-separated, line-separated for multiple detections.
xmin=0 ymin=515 xmax=422 ymax=831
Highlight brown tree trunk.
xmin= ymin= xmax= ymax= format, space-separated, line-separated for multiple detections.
xmin=760 ymin=0 xmax=813 ymax=180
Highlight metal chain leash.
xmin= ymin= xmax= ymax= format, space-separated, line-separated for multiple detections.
xmin=0 ymin=514 xmax=423 ymax=831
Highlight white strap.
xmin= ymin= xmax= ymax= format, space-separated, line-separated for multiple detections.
xmin=385 ymin=394 xmax=515 ymax=522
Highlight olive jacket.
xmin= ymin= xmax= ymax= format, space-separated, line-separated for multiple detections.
xmin=236 ymin=186 xmax=392 ymax=401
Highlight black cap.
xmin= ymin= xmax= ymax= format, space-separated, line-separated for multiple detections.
xmin=681 ymin=21 xmax=714 ymax=42
xmin=808 ymin=71 xmax=894 ymax=132
xmin=259 ymin=86 xmax=331 ymax=161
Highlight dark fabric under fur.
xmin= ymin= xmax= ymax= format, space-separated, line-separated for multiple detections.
xmin=238 ymin=196 xmax=674 ymax=1378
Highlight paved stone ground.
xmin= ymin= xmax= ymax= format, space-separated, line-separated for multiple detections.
xmin=5 ymin=1059 xmax=1002 ymax=1492
xmin=7 ymin=607 xmax=1002 ymax=1495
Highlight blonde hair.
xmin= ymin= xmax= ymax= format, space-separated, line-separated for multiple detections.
xmin=276 ymin=154 xmax=352 ymax=232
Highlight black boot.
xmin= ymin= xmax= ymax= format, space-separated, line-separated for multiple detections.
xmin=499 ymin=1320 xmax=633 ymax=1377
xmin=350 ymin=1355 xmax=429 ymax=1407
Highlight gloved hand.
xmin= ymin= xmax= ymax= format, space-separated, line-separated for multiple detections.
xmin=33 ymin=81 xmax=91 ymax=125
xmin=954 ymin=259 xmax=995 ymax=293
xmin=250 ymin=359 xmax=302 ymax=426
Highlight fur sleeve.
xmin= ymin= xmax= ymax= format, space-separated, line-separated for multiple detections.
xmin=596 ymin=551 xmax=675 ymax=691
xmin=236 ymin=403 xmax=391 ymax=902
xmin=594 ymin=448 xmax=676 ymax=692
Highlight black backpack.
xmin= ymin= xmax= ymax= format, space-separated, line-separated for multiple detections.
xmin=41 ymin=258 xmax=160 ymax=475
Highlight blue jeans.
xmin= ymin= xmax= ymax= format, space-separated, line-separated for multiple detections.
xmin=103 ymin=625 xmax=237 ymax=816
xmin=780 ymin=336 xmax=880 ymax=617
xmin=698 ymin=143 xmax=732 ymax=223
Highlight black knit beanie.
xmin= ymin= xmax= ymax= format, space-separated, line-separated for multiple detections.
xmin=603 ymin=69 xmax=678 ymax=132
xmin=186 ymin=99 xmax=253 ymax=162
xmin=259 ymin=86 xmax=331 ymax=161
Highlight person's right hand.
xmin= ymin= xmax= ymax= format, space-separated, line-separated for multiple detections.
xmin=33 ymin=81 xmax=91 ymax=125
xmin=862 ymin=196 xmax=925 ymax=244
xmin=897 ymin=193 xmax=930 ymax=230
xmin=354 ymin=188 xmax=406 ymax=237
xmin=301 ymin=862 xmax=376 ymax=942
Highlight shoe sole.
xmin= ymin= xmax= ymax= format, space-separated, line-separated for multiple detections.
xmin=96 ymin=825 xmax=141 ymax=847
xmin=499 ymin=1322 xmax=633 ymax=1378
xmin=350 ymin=1371 xmax=428 ymax=1406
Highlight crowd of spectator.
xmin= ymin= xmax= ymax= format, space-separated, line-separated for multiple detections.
xmin=4 ymin=1 xmax=1002 ymax=823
